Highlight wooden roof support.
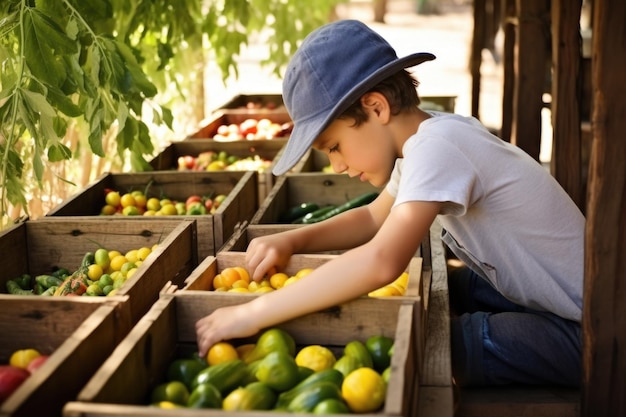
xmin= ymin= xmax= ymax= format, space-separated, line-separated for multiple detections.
xmin=550 ymin=0 xmax=584 ymax=211
xmin=582 ymin=0 xmax=626 ymax=414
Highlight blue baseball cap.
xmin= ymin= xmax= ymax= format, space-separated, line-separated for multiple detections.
xmin=273 ymin=19 xmax=435 ymax=176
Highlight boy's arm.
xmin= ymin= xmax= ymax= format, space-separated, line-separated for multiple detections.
xmin=197 ymin=199 xmax=441 ymax=356
xmin=246 ymin=190 xmax=395 ymax=281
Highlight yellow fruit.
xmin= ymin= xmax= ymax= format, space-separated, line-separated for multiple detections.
xmin=207 ymin=342 xmax=239 ymax=366
xmin=295 ymin=345 xmax=336 ymax=372
xmin=105 ymin=191 xmax=121 ymax=207
xmin=87 ymin=264 xmax=104 ymax=281
xmin=295 ymin=268 xmax=315 ymax=278
xmin=10 ymin=348 xmax=41 ymax=369
xmin=126 ymin=267 xmax=138 ymax=279
xmin=160 ymin=203 xmax=178 ymax=216
xmin=228 ymin=287 xmax=249 ymax=293
xmin=146 ymin=197 xmax=161 ymax=212
xmin=101 ymin=204 xmax=116 ymax=215
xmin=220 ymin=267 xmax=243 ymax=289
xmin=109 ymin=255 xmax=128 ymax=272
xmin=136 ymin=247 xmax=152 ymax=261
xmin=255 ymin=286 xmax=274 ymax=293
xmin=368 ymin=285 xmax=401 ymax=297
xmin=120 ymin=193 xmax=136 ymax=208
xmin=394 ymin=272 xmax=409 ymax=289
xmin=233 ymin=266 xmax=250 ymax=284
xmin=231 ymin=279 xmax=249 ymax=289
xmin=94 ymin=248 xmax=110 ymax=269
xmin=283 ymin=276 xmax=300 ymax=287
xmin=108 ymin=250 xmax=122 ymax=260
xmin=342 ymin=367 xmax=386 ymax=413
xmin=236 ymin=344 xmax=256 ymax=363
xmin=125 ymin=249 xmax=139 ymax=263
xmin=269 ymin=272 xmax=288 ymax=289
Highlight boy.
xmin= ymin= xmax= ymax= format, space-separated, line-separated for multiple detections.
xmin=196 ymin=19 xmax=584 ymax=387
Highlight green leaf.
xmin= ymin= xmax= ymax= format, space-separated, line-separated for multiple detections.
xmin=48 ymin=142 xmax=72 ymax=162
xmin=45 ymin=84 xmax=82 ymax=117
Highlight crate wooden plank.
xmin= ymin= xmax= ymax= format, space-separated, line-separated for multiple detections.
xmin=0 ymin=219 xmax=197 ymax=328
xmin=64 ymin=291 xmax=417 ymax=417
xmin=46 ymin=171 xmax=257 ymax=258
xmin=251 ymin=172 xmax=382 ymax=225
xmin=211 ymin=93 xmax=285 ymax=112
xmin=0 ymin=297 xmax=129 ymax=417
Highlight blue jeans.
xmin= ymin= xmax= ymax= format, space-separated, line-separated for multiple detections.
xmin=448 ymin=266 xmax=582 ymax=387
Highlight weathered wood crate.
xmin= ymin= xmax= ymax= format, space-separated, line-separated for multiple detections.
xmin=210 ymin=93 xmax=285 ymax=112
xmin=63 ymin=291 xmax=418 ymax=417
xmin=46 ymin=171 xmax=257 ymax=259
xmin=0 ymin=218 xmax=197 ymax=328
xmin=0 ymin=296 xmax=129 ymax=417
xmin=250 ymin=173 xmax=381 ymax=226
xmin=148 ymin=139 xmax=278 ymax=206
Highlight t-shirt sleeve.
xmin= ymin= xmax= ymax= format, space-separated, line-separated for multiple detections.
xmin=392 ymin=135 xmax=483 ymax=216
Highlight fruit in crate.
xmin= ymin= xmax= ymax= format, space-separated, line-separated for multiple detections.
xmin=1 ymin=348 xmax=52 ymax=403
xmin=101 ymin=189 xmax=227 ymax=216
xmin=176 ymin=150 xmax=271 ymax=173
xmin=211 ymin=118 xmax=292 ymax=141
xmin=150 ymin=328 xmax=390 ymax=411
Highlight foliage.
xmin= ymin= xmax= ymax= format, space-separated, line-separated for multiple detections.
xmin=0 ymin=0 xmax=341 ymax=228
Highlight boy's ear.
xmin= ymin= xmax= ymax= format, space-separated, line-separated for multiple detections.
xmin=361 ymin=92 xmax=390 ymax=122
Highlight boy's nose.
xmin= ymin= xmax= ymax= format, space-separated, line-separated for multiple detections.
xmin=329 ymin=156 xmax=347 ymax=174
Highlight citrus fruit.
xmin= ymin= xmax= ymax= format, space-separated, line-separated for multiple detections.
xmin=151 ymin=380 xmax=189 ymax=405
xmin=146 ymin=198 xmax=161 ymax=212
xmin=136 ymin=246 xmax=152 ymax=261
xmin=269 ymin=272 xmax=288 ymax=289
xmin=94 ymin=248 xmax=110 ymax=269
xmin=231 ymin=279 xmax=249 ymax=289
xmin=295 ymin=345 xmax=337 ymax=372
xmin=212 ymin=273 xmax=225 ymax=290
xmin=283 ymin=276 xmax=300 ymax=287
xmin=105 ymin=191 xmax=121 ymax=207
xmin=341 ymin=367 xmax=386 ymax=413
xmin=313 ymin=398 xmax=351 ymax=414
xmin=220 ymin=267 xmax=242 ymax=289
xmin=235 ymin=344 xmax=256 ymax=363
xmin=10 ymin=348 xmax=41 ymax=369
xmin=368 ymin=285 xmax=401 ymax=297
xmin=160 ymin=203 xmax=178 ymax=216
xmin=233 ymin=266 xmax=250 ymax=284
xmin=87 ymin=264 xmax=103 ymax=281
xmin=109 ymin=255 xmax=128 ymax=272
xmin=295 ymin=268 xmax=314 ymax=278
xmin=365 ymin=335 xmax=394 ymax=373
xmin=120 ymin=193 xmax=136 ymax=208
xmin=207 ymin=342 xmax=239 ymax=366
xmin=101 ymin=204 xmax=116 ymax=215
xmin=125 ymin=249 xmax=139 ymax=263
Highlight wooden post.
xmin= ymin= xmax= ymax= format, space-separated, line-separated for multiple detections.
xmin=582 ymin=0 xmax=626 ymax=415
xmin=470 ymin=0 xmax=486 ymax=119
xmin=500 ymin=0 xmax=516 ymax=142
xmin=511 ymin=0 xmax=549 ymax=160
xmin=550 ymin=0 xmax=584 ymax=210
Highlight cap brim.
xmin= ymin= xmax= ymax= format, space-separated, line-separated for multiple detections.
xmin=272 ymin=52 xmax=436 ymax=176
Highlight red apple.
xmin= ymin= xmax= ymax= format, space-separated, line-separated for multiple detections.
xmin=204 ymin=198 xmax=213 ymax=212
xmin=185 ymin=195 xmax=202 ymax=210
xmin=0 ymin=365 xmax=30 ymax=402
xmin=26 ymin=355 xmax=49 ymax=374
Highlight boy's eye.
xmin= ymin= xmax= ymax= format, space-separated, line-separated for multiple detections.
xmin=328 ymin=144 xmax=339 ymax=153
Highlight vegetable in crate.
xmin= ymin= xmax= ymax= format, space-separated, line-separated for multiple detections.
xmin=291 ymin=191 xmax=379 ymax=224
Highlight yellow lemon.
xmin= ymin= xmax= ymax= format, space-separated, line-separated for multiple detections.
xmin=109 ymin=254 xmax=127 ymax=272
xmin=207 ymin=342 xmax=239 ymax=366
xmin=295 ymin=345 xmax=337 ymax=372
xmin=269 ymin=272 xmax=289 ymax=289
xmin=342 ymin=367 xmax=386 ymax=413
xmin=10 ymin=348 xmax=41 ymax=369
xmin=87 ymin=264 xmax=103 ymax=281
xmin=295 ymin=268 xmax=314 ymax=278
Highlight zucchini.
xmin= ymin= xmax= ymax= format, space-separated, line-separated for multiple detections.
xmin=286 ymin=381 xmax=343 ymax=413
xmin=276 ymin=368 xmax=344 ymax=409
xmin=296 ymin=206 xmax=336 ymax=224
xmin=191 ymin=359 xmax=248 ymax=394
xmin=303 ymin=192 xmax=379 ymax=223
xmin=35 ymin=274 xmax=64 ymax=289
xmin=6 ymin=279 xmax=34 ymax=295
xmin=281 ymin=202 xmax=319 ymax=223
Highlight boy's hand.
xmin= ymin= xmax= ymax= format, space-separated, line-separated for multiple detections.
xmin=195 ymin=304 xmax=261 ymax=357
xmin=245 ymin=234 xmax=294 ymax=281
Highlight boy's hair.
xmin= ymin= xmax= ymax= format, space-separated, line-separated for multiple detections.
xmin=339 ymin=70 xmax=421 ymax=126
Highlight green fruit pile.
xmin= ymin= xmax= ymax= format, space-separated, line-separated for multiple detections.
xmin=149 ymin=328 xmax=393 ymax=413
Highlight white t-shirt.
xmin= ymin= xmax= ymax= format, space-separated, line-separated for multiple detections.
xmin=386 ymin=112 xmax=584 ymax=322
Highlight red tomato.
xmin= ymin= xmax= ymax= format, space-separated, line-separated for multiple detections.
xmin=0 ymin=365 xmax=30 ymax=402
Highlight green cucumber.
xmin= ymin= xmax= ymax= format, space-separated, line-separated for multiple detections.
xmin=286 ymin=381 xmax=343 ymax=413
xmin=35 ymin=274 xmax=64 ymax=289
xmin=281 ymin=202 xmax=319 ymax=223
xmin=303 ymin=191 xmax=379 ymax=223
xmin=296 ymin=206 xmax=336 ymax=224
xmin=276 ymin=368 xmax=344 ymax=409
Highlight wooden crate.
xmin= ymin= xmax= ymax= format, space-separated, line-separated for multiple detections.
xmin=176 ymin=251 xmax=422 ymax=311
xmin=0 ymin=297 xmax=129 ymax=417
xmin=63 ymin=291 xmax=418 ymax=417
xmin=187 ymin=110 xmax=292 ymax=140
xmin=251 ymin=173 xmax=382 ymax=226
xmin=211 ymin=93 xmax=285 ymax=111
xmin=148 ymin=139 xmax=277 ymax=207
xmin=45 ymin=171 xmax=257 ymax=259
xmin=420 ymin=95 xmax=457 ymax=113
xmin=0 ymin=218 xmax=197 ymax=328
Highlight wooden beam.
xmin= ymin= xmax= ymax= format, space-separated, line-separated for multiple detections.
xmin=582 ymin=0 xmax=626 ymax=415
xmin=550 ymin=0 xmax=584 ymax=211
xmin=511 ymin=0 xmax=550 ymax=160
